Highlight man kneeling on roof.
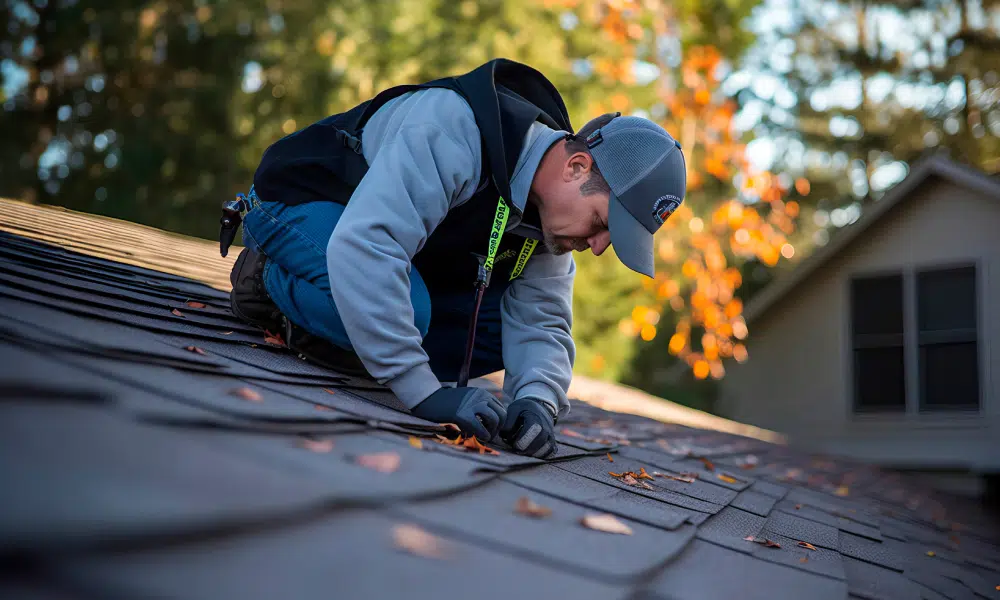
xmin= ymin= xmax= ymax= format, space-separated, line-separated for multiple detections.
xmin=222 ymin=59 xmax=686 ymax=458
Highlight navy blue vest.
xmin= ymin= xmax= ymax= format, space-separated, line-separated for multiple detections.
xmin=251 ymin=59 xmax=573 ymax=296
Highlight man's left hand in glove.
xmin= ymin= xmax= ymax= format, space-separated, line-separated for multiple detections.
xmin=500 ymin=398 xmax=558 ymax=459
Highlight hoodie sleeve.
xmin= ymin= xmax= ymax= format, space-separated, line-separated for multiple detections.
xmin=499 ymin=250 xmax=576 ymax=420
xmin=325 ymin=89 xmax=482 ymax=409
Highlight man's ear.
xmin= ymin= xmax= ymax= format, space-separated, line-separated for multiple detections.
xmin=564 ymin=151 xmax=593 ymax=182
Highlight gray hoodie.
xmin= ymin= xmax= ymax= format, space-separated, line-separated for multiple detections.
xmin=324 ymin=87 xmax=575 ymax=419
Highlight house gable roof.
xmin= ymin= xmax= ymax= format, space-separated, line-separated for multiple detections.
xmin=745 ymin=153 xmax=1000 ymax=324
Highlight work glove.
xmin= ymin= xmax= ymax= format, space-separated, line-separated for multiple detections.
xmin=500 ymin=398 xmax=558 ymax=459
xmin=410 ymin=386 xmax=507 ymax=442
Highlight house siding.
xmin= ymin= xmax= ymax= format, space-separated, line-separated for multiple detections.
xmin=717 ymin=175 xmax=1000 ymax=470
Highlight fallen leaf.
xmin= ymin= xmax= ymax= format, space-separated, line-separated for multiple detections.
xmin=580 ymin=513 xmax=633 ymax=535
xmin=298 ymin=438 xmax=334 ymax=453
xmin=652 ymin=471 xmax=696 ymax=483
xmin=699 ymin=457 xmax=715 ymax=471
xmin=435 ymin=434 xmax=464 ymax=446
xmin=323 ymin=388 xmax=336 ymax=395
xmin=797 ymin=541 xmax=817 ymax=551
xmin=461 ymin=436 xmax=499 ymax=455
xmin=220 ymin=331 xmax=234 ymax=335
xmin=314 ymin=404 xmax=332 ymax=411
xmin=795 ymin=504 xmax=803 ymax=510
xmin=230 ymin=387 xmax=262 ymax=402
xmin=514 ymin=496 xmax=552 ymax=518
xmin=263 ymin=332 xmax=285 ymax=346
xmin=618 ymin=474 xmax=653 ymax=490
xmin=834 ymin=485 xmax=850 ymax=497
xmin=926 ymin=551 xmax=936 ymax=557
xmin=995 ymin=585 xmax=999 ymax=591
xmin=717 ymin=474 xmax=739 ymax=484
xmin=408 ymin=436 xmax=423 ymax=449
xmin=440 ymin=423 xmax=461 ymax=434
xmin=800 ymin=556 xmax=809 ymax=563
xmin=185 ymin=301 xmax=207 ymax=309
xmin=356 ymin=452 xmax=401 ymax=473
xmin=171 ymin=308 xmax=185 ymax=317
xmin=393 ymin=524 xmax=448 ymax=559
xmin=637 ymin=468 xmax=654 ymax=480
xmin=607 ymin=453 xmax=614 ymax=462
xmin=184 ymin=345 xmax=206 ymax=355
xmin=560 ymin=428 xmax=585 ymax=438
xmin=744 ymin=536 xmax=782 ymax=548
xmin=609 ymin=471 xmax=624 ymax=478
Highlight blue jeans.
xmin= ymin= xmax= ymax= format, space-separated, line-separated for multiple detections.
xmin=241 ymin=190 xmax=504 ymax=381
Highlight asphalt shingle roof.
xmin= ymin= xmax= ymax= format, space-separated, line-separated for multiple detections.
xmin=2 ymin=210 xmax=999 ymax=600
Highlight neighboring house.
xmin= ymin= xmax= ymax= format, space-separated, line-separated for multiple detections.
xmin=717 ymin=153 xmax=1000 ymax=495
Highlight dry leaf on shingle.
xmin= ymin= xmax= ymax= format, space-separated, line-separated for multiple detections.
xmin=717 ymin=474 xmax=739 ymax=484
xmin=171 ymin=308 xmax=185 ymax=317
xmin=581 ymin=514 xmax=633 ymax=535
xmin=834 ymin=485 xmax=850 ymax=497
xmin=652 ymin=471 xmax=696 ymax=483
xmin=607 ymin=453 xmax=614 ymax=462
xmin=620 ymin=474 xmax=653 ymax=490
xmin=323 ymin=388 xmax=337 ymax=395
xmin=220 ymin=331 xmax=234 ymax=335
xmin=356 ymin=452 xmax=401 ymax=473
xmin=185 ymin=301 xmax=207 ymax=309
xmin=408 ymin=436 xmax=423 ymax=449
xmin=440 ymin=423 xmax=461 ymax=434
xmin=744 ymin=536 xmax=782 ymax=548
xmin=797 ymin=541 xmax=817 ymax=551
xmin=263 ymin=333 xmax=285 ymax=346
xmin=230 ymin=387 xmax=262 ymax=402
xmin=298 ymin=438 xmax=334 ymax=453
xmin=800 ymin=556 xmax=809 ymax=563
xmin=560 ymin=428 xmax=585 ymax=438
xmin=461 ymin=436 xmax=499 ymax=455
xmin=637 ymin=467 xmax=654 ymax=481
xmin=699 ymin=457 xmax=716 ymax=471
xmin=314 ymin=404 xmax=332 ymax=411
xmin=393 ymin=524 xmax=449 ymax=559
xmin=184 ymin=345 xmax=206 ymax=355
xmin=514 ymin=497 xmax=552 ymax=518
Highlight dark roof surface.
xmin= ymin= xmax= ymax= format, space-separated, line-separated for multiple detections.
xmin=2 ymin=219 xmax=1000 ymax=600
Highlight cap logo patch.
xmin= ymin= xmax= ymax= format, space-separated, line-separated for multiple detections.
xmin=652 ymin=195 xmax=681 ymax=225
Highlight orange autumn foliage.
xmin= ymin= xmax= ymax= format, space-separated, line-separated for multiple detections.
xmin=579 ymin=0 xmax=801 ymax=380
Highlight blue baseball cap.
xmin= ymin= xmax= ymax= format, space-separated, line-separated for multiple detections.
xmin=584 ymin=114 xmax=687 ymax=277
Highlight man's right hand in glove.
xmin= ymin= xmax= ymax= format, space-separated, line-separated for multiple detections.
xmin=409 ymin=386 xmax=507 ymax=442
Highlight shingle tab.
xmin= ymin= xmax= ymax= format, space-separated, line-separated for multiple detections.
xmin=840 ymin=531 xmax=905 ymax=572
xmin=844 ymin=556 xmax=923 ymax=600
xmin=731 ymin=489 xmax=779 ymax=517
xmin=391 ymin=479 xmax=696 ymax=580
xmin=648 ymin=539 xmax=848 ymax=600
xmin=695 ymin=507 xmax=766 ymax=553
xmin=555 ymin=456 xmax=726 ymax=514
xmin=761 ymin=510 xmax=841 ymax=551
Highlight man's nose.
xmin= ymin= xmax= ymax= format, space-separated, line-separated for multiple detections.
xmin=588 ymin=231 xmax=611 ymax=256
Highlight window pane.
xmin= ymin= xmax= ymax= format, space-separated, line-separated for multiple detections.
xmin=854 ymin=347 xmax=905 ymax=412
xmin=851 ymin=275 xmax=903 ymax=336
xmin=917 ymin=266 xmax=976 ymax=332
xmin=920 ymin=342 xmax=980 ymax=410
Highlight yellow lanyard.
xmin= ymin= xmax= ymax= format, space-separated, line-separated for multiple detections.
xmin=483 ymin=198 xmax=536 ymax=283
